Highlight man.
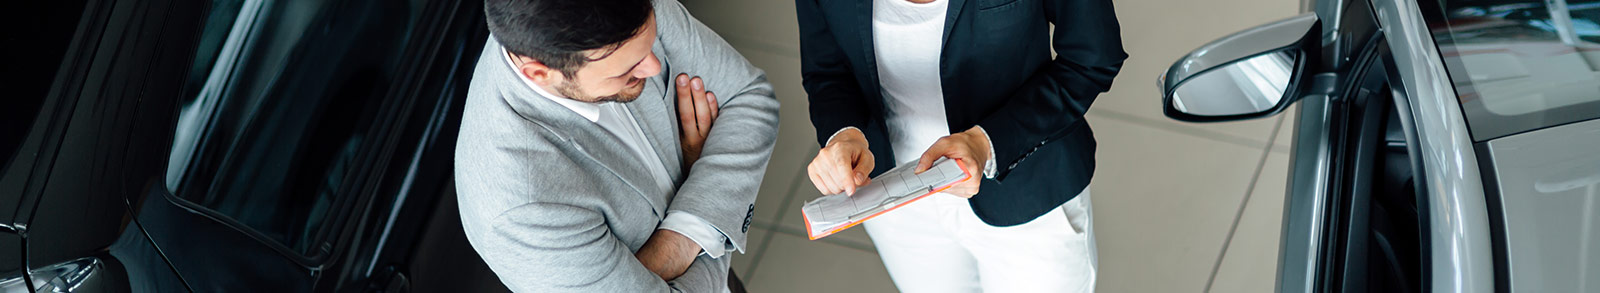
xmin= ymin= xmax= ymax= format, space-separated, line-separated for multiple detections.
xmin=453 ymin=0 xmax=779 ymax=291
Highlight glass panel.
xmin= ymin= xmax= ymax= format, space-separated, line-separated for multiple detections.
xmin=1426 ymin=0 xmax=1600 ymax=140
xmin=1170 ymin=51 xmax=1294 ymax=116
xmin=167 ymin=0 xmax=423 ymax=256
xmin=2 ymin=2 xmax=88 ymax=172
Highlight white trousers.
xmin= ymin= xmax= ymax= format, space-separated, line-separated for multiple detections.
xmin=863 ymin=189 xmax=1097 ymax=292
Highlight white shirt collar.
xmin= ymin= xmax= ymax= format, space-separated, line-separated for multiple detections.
xmin=503 ymin=47 xmax=603 ymax=122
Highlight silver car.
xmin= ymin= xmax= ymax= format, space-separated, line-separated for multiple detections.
xmin=1158 ymin=0 xmax=1600 ymax=291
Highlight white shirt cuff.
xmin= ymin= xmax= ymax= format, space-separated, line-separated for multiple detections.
xmin=659 ymin=212 xmax=733 ymax=258
xmin=826 ymin=126 xmax=861 ymax=146
xmin=973 ymin=126 xmax=997 ymax=179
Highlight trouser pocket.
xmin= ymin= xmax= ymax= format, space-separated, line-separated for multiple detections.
xmin=1062 ymin=191 xmax=1092 ymax=235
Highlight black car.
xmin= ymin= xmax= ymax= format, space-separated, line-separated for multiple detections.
xmin=2 ymin=0 xmax=510 ymax=291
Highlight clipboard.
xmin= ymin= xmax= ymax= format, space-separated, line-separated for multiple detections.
xmin=800 ymin=158 xmax=971 ymax=240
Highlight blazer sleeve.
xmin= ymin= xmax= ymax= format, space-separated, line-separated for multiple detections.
xmin=796 ymin=0 xmax=875 ymax=146
xmin=455 ymin=137 xmax=670 ymax=291
xmin=481 ymin=203 xmax=674 ymax=292
xmin=974 ymin=0 xmax=1127 ymax=180
xmin=652 ymin=0 xmax=780 ymax=254
xmin=457 ymin=134 xmax=729 ymax=292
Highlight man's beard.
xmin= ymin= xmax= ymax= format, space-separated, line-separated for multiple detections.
xmin=555 ymin=77 xmax=645 ymax=103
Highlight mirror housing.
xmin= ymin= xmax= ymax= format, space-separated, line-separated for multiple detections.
xmin=1160 ymin=13 xmax=1321 ymax=122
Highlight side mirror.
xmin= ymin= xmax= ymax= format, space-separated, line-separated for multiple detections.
xmin=1160 ymin=13 xmax=1320 ymax=122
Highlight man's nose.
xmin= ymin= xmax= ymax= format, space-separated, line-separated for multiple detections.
xmin=634 ymin=53 xmax=663 ymax=78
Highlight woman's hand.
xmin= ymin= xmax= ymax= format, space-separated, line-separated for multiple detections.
xmin=807 ymin=128 xmax=875 ymax=195
xmin=914 ymin=126 xmax=992 ymax=198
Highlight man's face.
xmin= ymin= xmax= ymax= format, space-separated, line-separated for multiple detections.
xmin=531 ymin=15 xmax=662 ymax=103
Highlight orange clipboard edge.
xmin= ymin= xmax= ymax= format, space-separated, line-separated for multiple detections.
xmin=803 ymin=159 xmax=973 ymax=240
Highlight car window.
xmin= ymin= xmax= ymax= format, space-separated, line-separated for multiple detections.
xmin=1424 ymin=0 xmax=1600 ymax=141
xmin=166 ymin=0 xmax=423 ymax=256
xmin=1 ymin=2 xmax=88 ymax=174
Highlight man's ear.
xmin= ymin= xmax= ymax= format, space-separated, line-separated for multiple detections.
xmin=517 ymin=59 xmax=563 ymax=86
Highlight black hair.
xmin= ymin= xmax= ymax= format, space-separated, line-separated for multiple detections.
xmin=485 ymin=0 xmax=654 ymax=76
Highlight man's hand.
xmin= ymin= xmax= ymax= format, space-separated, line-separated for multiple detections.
xmin=676 ymin=74 xmax=719 ymax=169
xmin=635 ymin=229 xmax=701 ymax=281
xmin=914 ymin=126 xmax=992 ymax=198
xmin=807 ymin=128 xmax=875 ymax=195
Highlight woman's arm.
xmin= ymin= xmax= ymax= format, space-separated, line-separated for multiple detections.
xmin=974 ymin=0 xmax=1127 ymax=180
xmin=797 ymin=0 xmax=874 ymax=146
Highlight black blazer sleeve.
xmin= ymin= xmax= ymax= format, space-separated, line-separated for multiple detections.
xmin=796 ymin=0 xmax=873 ymax=146
xmin=976 ymin=0 xmax=1126 ymax=180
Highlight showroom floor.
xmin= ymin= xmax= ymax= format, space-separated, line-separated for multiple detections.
xmin=679 ymin=0 xmax=1301 ymax=291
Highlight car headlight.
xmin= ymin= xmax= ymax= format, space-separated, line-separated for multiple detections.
xmin=0 ymin=258 xmax=102 ymax=293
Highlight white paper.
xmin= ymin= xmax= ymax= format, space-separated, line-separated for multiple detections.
xmin=801 ymin=158 xmax=969 ymax=239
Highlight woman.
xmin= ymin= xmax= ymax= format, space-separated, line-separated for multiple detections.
xmin=797 ymin=0 xmax=1126 ymax=291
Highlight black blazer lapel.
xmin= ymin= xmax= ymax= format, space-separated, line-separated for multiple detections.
xmin=854 ymin=0 xmax=881 ymax=97
xmin=940 ymin=0 xmax=968 ymax=48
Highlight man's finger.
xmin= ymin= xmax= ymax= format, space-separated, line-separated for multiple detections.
xmin=706 ymin=92 xmax=719 ymax=120
xmin=674 ymin=74 xmax=695 ymax=134
xmin=690 ymin=77 xmax=711 ymax=136
xmin=700 ymin=91 xmax=716 ymax=133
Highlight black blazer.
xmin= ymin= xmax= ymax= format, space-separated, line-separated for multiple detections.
xmin=797 ymin=0 xmax=1126 ymax=226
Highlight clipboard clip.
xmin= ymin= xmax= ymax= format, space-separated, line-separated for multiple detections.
xmin=845 ymin=186 xmax=932 ymax=221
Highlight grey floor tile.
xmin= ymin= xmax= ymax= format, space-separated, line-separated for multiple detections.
xmin=1095 ymin=0 xmax=1299 ymax=122
xmin=746 ymin=232 xmax=899 ymax=293
xmin=772 ymin=169 xmax=878 ymax=252
xmin=752 ymin=168 xmax=805 ymax=228
xmin=1207 ymin=152 xmax=1290 ymax=293
xmin=1087 ymin=109 xmax=1279 ymax=151
xmin=1087 ymin=116 xmax=1267 ymax=293
xmin=1271 ymin=104 xmax=1301 ymax=154
xmin=735 ymin=47 xmax=819 ymax=225
xmin=732 ymin=226 xmax=773 ymax=278
xmin=681 ymin=0 xmax=801 ymax=56
xmin=1086 ymin=0 xmax=1298 ymax=150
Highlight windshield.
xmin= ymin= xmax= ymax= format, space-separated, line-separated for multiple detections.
xmin=1422 ymin=0 xmax=1600 ymax=141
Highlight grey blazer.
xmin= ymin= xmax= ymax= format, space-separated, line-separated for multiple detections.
xmin=453 ymin=0 xmax=780 ymax=291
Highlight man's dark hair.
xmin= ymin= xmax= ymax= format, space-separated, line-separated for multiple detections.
xmin=485 ymin=0 xmax=654 ymax=76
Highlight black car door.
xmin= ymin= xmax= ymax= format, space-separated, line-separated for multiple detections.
xmin=131 ymin=0 xmax=469 ymax=291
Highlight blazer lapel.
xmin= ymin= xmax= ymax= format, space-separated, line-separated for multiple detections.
xmin=564 ymin=125 xmax=667 ymax=214
xmin=856 ymin=0 xmax=882 ymax=94
xmin=939 ymin=0 xmax=968 ymax=48
xmin=629 ymin=67 xmax=684 ymax=183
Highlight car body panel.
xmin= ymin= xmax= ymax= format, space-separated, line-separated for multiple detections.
xmin=1374 ymin=0 xmax=1498 ymax=291
xmin=1483 ymin=118 xmax=1600 ymax=292
xmin=1280 ymin=94 xmax=1335 ymax=293
xmin=1180 ymin=0 xmax=1600 ymax=291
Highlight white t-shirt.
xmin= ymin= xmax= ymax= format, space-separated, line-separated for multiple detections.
xmin=872 ymin=0 xmax=951 ymax=164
